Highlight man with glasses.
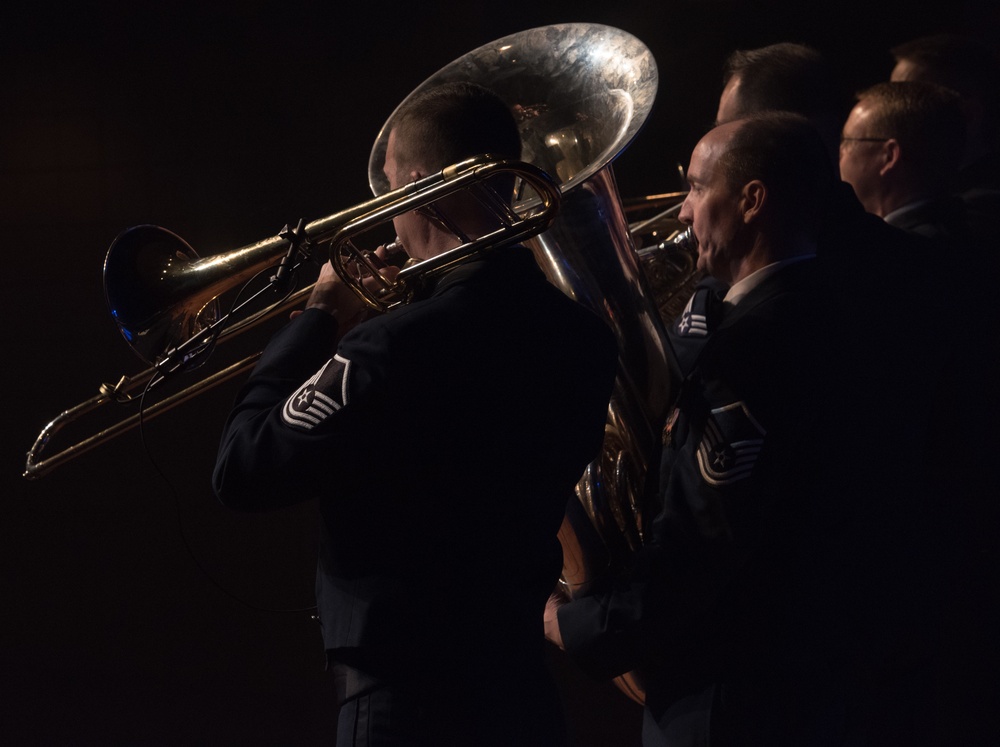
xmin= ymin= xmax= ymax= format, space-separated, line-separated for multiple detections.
xmin=839 ymin=80 xmax=968 ymax=242
xmin=839 ymin=76 xmax=1000 ymax=745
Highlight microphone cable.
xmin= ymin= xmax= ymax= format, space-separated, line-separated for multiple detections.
xmin=136 ymin=263 xmax=318 ymax=616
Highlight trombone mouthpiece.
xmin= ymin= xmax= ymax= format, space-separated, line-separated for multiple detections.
xmin=382 ymin=238 xmax=415 ymax=269
xmin=383 ymin=238 xmax=406 ymax=256
xmin=358 ymin=239 xmax=408 ymax=272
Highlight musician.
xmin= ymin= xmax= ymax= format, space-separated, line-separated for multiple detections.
xmin=838 ymin=80 xmax=969 ymax=244
xmin=716 ymin=44 xmax=997 ymax=745
xmin=546 ymin=113 xmax=843 ymax=746
xmin=888 ymin=38 xmax=1000 ymax=742
xmin=715 ymin=42 xmax=845 ymax=163
xmin=213 ymin=81 xmax=618 ymax=745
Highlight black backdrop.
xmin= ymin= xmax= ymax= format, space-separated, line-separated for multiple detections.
xmin=4 ymin=2 xmax=997 ymax=744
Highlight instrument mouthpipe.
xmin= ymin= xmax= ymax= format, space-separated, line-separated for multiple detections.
xmin=636 ymin=226 xmax=697 ymax=258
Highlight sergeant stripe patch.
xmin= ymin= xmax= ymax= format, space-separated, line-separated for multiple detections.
xmin=676 ymin=290 xmax=709 ymax=337
xmin=696 ymin=401 xmax=766 ymax=486
xmin=281 ymin=355 xmax=351 ymax=430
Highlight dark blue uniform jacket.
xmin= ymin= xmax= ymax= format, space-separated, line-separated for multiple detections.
xmin=214 ymin=246 xmax=618 ymax=683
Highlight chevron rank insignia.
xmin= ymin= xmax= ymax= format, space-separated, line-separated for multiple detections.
xmin=281 ymin=354 xmax=351 ymax=430
xmin=696 ymin=401 xmax=766 ymax=486
xmin=676 ymin=287 xmax=711 ymax=337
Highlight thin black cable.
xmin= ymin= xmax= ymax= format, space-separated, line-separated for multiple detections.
xmin=137 ymin=266 xmax=317 ymax=615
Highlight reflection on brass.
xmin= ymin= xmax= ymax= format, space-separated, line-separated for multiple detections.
xmin=636 ymin=220 xmax=702 ymax=332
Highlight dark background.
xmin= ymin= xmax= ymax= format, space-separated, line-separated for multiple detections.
xmin=4 ymin=1 xmax=997 ymax=744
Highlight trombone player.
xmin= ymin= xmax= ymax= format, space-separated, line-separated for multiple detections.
xmin=212 ymin=81 xmax=618 ymax=745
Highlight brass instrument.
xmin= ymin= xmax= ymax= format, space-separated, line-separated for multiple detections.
xmin=634 ymin=215 xmax=702 ymax=332
xmin=23 ymin=155 xmax=561 ymax=479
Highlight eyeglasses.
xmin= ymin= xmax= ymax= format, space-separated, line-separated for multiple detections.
xmin=840 ymin=136 xmax=890 ymax=145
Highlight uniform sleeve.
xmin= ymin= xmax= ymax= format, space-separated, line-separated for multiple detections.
xmin=557 ymin=531 xmax=732 ymax=681
xmin=557 ymin=565 xmax=655 ymax=679
xmin=212 ymin=308 xmax=385 ymax=511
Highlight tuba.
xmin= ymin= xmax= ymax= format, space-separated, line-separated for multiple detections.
xmin=369 ymin=24 xmax=698 ymax=703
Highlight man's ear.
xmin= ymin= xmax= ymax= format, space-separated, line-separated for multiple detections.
xmin=741 ymin=180 xmax=766 ymax=224
xmin=879 ymin=139 xmax=901 ymax=176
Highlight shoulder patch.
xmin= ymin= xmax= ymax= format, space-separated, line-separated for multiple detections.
xmin=696 ymin=401 xmax=766 ymax=486
xmin=676 ymin=293 xmax=708 ymax=337
xmin=281 ymin=354 xmax=351 ymax=430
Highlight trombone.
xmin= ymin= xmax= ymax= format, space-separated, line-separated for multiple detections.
xmin=24 ymin=155 xmax=561 ymax=479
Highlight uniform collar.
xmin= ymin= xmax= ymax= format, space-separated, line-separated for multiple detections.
xmin=723 ymin=254 xmax=817 ymax=307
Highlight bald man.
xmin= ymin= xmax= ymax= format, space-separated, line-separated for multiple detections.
xmin=547 ymin=113 xmax=842 ymax=746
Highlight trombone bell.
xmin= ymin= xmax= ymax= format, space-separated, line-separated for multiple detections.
xmin=104 ymin=225 xmax=221 ymax=366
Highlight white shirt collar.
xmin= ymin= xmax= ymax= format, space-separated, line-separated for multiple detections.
xmin=723 ymin=254 xmax=816 ymax=306
xmin=883 ymin=198 xmax=934 ymax=226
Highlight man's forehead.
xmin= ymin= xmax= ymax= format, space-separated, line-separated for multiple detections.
xmin=698 ymin=123 xmax=737 ymax=159
xmin=686 ymin=143 xmax=709 ymax=179
xmin=717 ymin=75 xmax=744 ymax=124
xmin=843 ymin=102 xmax=875 ymax=130
xmin=687 ymin=144 xmax=717 ymax=184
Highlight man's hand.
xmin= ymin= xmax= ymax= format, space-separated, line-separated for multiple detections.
xmin=304 ymin=260 xmax=367 ymax=323
xmin=293 ymin=247 xmax=401 ymax=334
